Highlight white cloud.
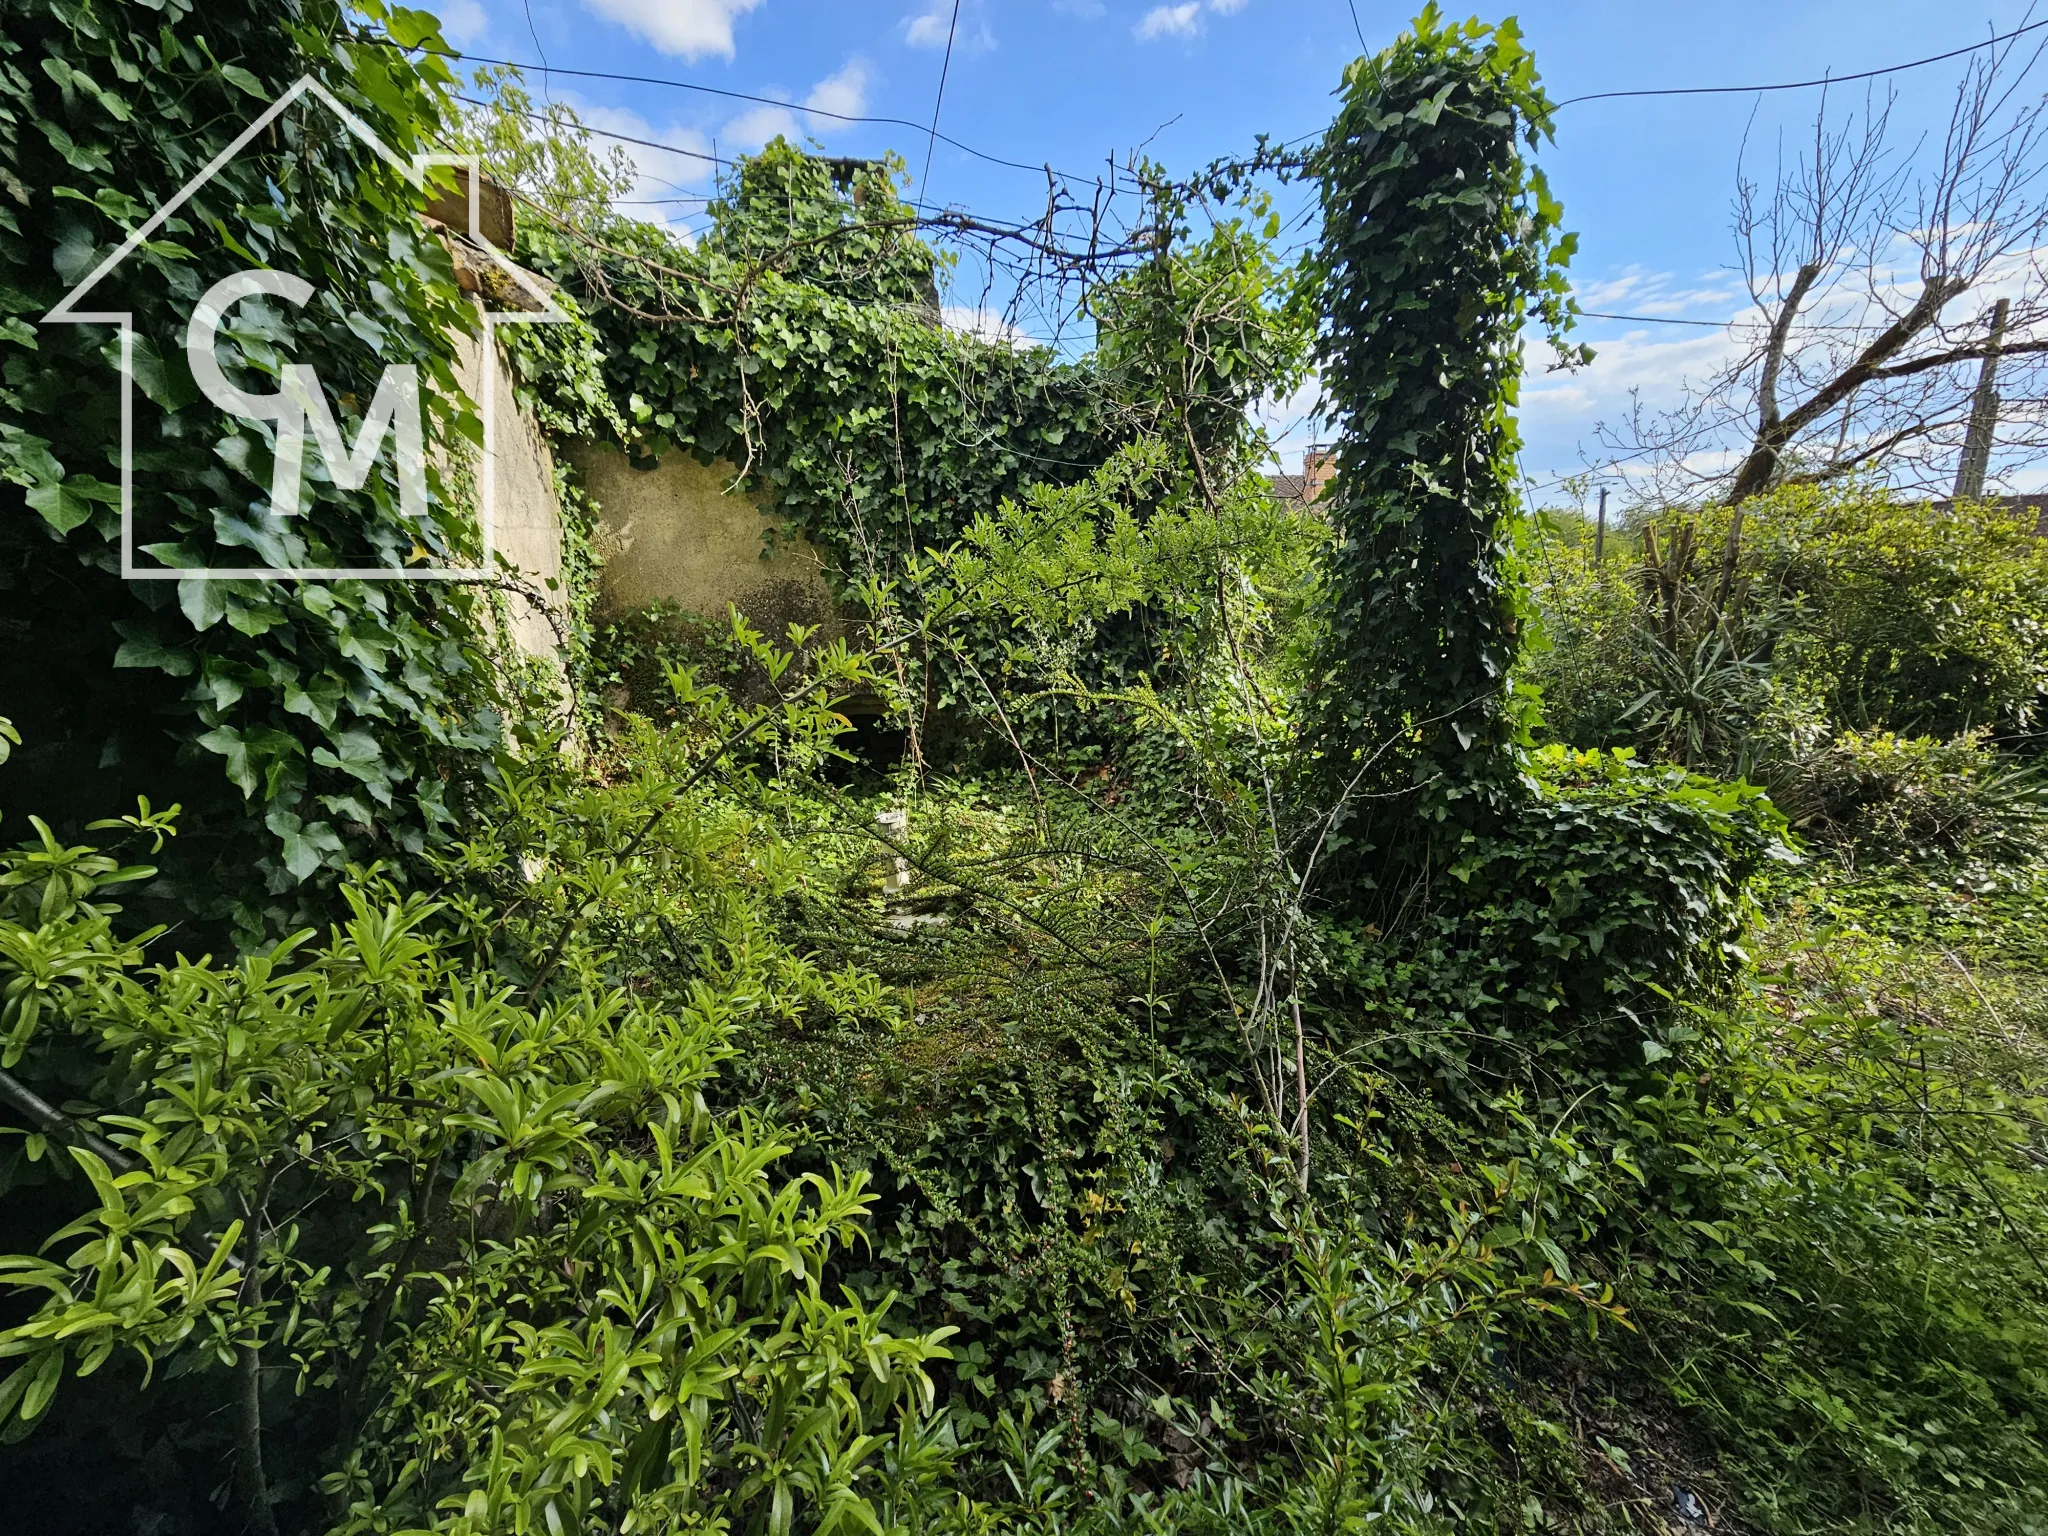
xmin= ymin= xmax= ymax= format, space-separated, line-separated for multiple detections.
xmin=579 ymin=0 xmax=765 ymax=60
xmin=805 ymin=60 xmax=869 ymax=121
xmin=905 ymin=0 xmax=994 ymax=51
xmin=1521 ymin=326 xmax=1745 ymax=425
xmin=437 ymin=0 xmax=489 ymax=46
xmin=1207 ymin=0 xmax=1249 ymax=12
xmin=1134 ymin=3 xmax=1202 ymax=41
xmin=724 ymin=102 xmax=801 ymax=148
xmin=906 ymin=0 xmax=952 ymax=45
xmin=1573 ymin=265 xmax=1744 ymax=319
xmin=714 ymin=62 xmax=870 ymax=150
xmin=943 ymin=306 xmax=1035 ymax=349
xmin=573 ymin=100 xmax=718 ymax=230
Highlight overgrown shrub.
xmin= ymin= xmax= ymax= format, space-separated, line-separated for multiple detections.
xmin=1527 ymin=486 xmax=2048 ymax=769
xmin=1764 ymin=727 xmax=2048 ymax=861
xmin=1742 ymin=485 xmax=2048 ymax=741
xmin=1615 ymin=895 xmax=2048 ymax=1533
xmin=0 ymin=628 xmax=971 ymax=1536
xmin=1520 ymin=532 xmax=1657 ymax=750
xmin=1326 ymin=747 xmax=1792 ymax=1105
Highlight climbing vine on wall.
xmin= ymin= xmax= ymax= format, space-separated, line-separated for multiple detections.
xmin=0 ymin=0 xmax=499 ymax=934
xmin=516 ymin=148 xmax=1132 ymax=603
xmin=502 ymin=141 xmax=1320 ymax=766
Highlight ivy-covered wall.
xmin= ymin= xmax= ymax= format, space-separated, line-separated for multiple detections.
xmin=0 ymin=0 xmax=500 ymax=936
xmin=513 ymin=148 xmax=1133 ymax=612
xmin=497 ymin=147 xmax=1163 ymax=761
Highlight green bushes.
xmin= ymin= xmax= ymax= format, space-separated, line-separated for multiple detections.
xmin=1743 ymin=486 xmax=2048 ymax=740
xmin=7 ymin=5 xmax=2048 ymax=1532
xmin=1765 ymin=728 xmax=2048 ymax=861
xmin=1418 ymin=747 xmax=1790 ymax=1075
xmin=1512 ymin=482 xmax=2048 ymax=1526
xmin=1612 ymin=887 xmax=2048 ymax=1533
xmin=1519 ymin=537 xmax=1656 ymax=751
xmin=1528 ymin=486 xmax=2048 ymax=770
xmin=0 ymin=630 xmax=972 ymax=1536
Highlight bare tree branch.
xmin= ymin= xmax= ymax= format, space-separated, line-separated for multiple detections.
xmin=1604 ymin=15 xmax=2048 ymax=508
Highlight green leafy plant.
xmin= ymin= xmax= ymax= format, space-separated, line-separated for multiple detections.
xmin=0 ymin=0 xmax=506 ymax=932
xmin=0 ymin=631 xmax=965 ymax=1536
xmin=1305 ymin=5 xmax=1586 ymax=824
xmin=1766 ymin=727 xmax=2048 ymax=862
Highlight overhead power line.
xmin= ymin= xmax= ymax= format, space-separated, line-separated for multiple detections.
xmin=1578 ymin=310 xmax=1731 ymax=327
xmin=1555 ymin=15 xmax=2048 ymax=107
xmin=364 ymin=34 xmax=1088 ymax=184
xmin=458 ymin=95 xmax=729 ymax=166
xmin=921 ymin=1 xmax=965 ymax=200
xmin=1572 ymin=307 xmax=1925 ymax=331
xmin=1578 ymin=309 xmax=1915 ymax=334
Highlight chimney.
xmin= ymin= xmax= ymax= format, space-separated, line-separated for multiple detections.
xmin=1301 ymin=444 xmax=1338 ymax=506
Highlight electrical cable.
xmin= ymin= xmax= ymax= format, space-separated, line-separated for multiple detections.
xmin=408 ymin=21 xmax=2042 ymax=370
xmin=457 ymin=95 xmax=730 ymax=166
xmin=1578 ymin=309 xmax=1924 ymax=334
xmin=921 ymin=1 xmax=965 ymax=200
xmin=382 ymin=14 xmax=2048 ymax=208
xmin=1555 ymin=15 xmax=2048 ymax=107
xmin=1579 ymin=311 xmax=1726 ymax=327
xmin=361 ymin=34 xmax=1092 ymax=185
xmin=519 ymin=0 xmax=551 ymax=102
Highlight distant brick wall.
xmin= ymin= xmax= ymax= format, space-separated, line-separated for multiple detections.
xmin=1268 ymin=444 xmax=1340 ymax=512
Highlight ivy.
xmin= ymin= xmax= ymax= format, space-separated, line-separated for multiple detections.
xmin=0 ymin=0 xmax=500 ymax=936
xmin=518 ymin=151 xmax=1127 ymax=600
xmin=1306 ymin=5 xmax=1586 ymax=829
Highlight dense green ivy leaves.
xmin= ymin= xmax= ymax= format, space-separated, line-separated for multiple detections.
xmin=1306 ymin=6 xmax=1585 ymax=826
xmin=517 ymin=143 xmax=1125 ymax=605
xmin=0 ymin=0 xmax=501 ymax=935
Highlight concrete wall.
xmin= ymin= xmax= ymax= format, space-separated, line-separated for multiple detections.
xmin=448 ymin=324 xmax=568 ymax=667
xmin=446 ymin=323 xmax=852 ymax=691
xmin=567 ymin=443 xmax=840 ymax=637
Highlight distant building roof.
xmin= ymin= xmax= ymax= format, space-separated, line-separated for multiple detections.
xmin=1268 ymin=443 xmax=1338 ymax=512
xmin=1267 ymin=473 xmax=1312 ymax=508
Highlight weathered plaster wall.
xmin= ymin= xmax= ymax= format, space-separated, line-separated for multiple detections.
xmin=567 ymin=443 xmax=839 ymax=635
xmin=448 ymin=324 xmax=567 ymax=666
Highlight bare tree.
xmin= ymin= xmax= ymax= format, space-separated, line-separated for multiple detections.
xmin=1602 ymin=20 xmax=2048 ymax=522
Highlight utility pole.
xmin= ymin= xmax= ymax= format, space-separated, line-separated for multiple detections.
xmin=1954 ymin=297 xmax=2010 ymax=501
xmin=1594 ymin=486 xmax=1608 ymax=565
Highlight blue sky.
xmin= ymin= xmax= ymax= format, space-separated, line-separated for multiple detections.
xmin=422 ymin=0 xmax=2046 ymax=503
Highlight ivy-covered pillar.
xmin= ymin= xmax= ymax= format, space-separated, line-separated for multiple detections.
xmin=1306 ymin=10 xmax=1582 ymax=840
